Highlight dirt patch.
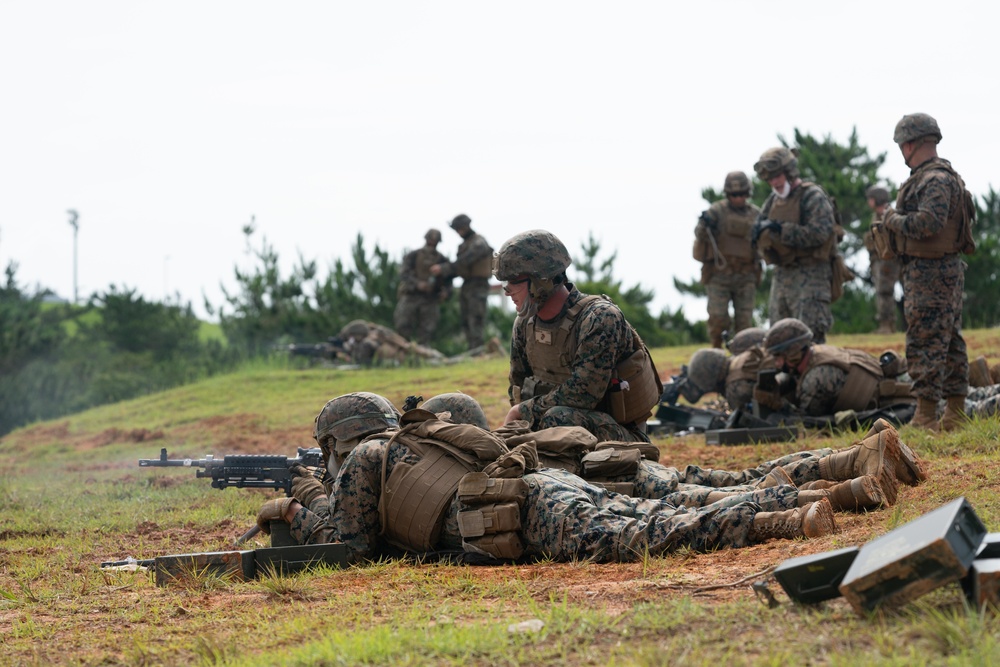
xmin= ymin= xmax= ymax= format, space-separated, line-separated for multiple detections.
xmin=80 ymin=428 xmax=165 ymax=450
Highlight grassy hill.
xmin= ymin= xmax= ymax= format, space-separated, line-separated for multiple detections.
xmin=1 ymin=330 xmax=999 ymax=665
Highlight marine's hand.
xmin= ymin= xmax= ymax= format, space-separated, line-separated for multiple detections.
xmin=291 ymin=471 xmax=327 ymax=507
xmin=256 ymin=497 xmax=297 ymax=534
xmin=752 ymin=387 xmax=784 ymax=411
xmin=881 ymin=207 xmax=902 ymax=232
xmin=503 ymin=403 xmax=524 ymax=425
xmin=751 ymin=220 xmax=781 ymax=245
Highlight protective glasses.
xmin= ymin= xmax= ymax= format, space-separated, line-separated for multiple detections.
xmin=502 ymin=278 xmax=529 ymax=295
xmin=728 ymin=191 xmax=750 ymax=198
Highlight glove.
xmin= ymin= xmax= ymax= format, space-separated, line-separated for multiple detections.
xmin=751 ymin=220 xmax=781 ymax=245
xmin=753 ymin=387 xmax=784 ymax=411
xmin=290 ymin=466 xmax=327 ymax=508
xmin=256 ymin=497 xmax=296 ymax=535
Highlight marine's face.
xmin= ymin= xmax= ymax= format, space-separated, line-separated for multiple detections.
xmin=503 ymin=276 xmax=531 ymax=314
xmin=767 ymin=173 xmax=788 ymax=191
xmin=727 ymin=192 xmax=749 ymax=208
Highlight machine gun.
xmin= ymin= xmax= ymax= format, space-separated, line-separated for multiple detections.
xmin=139 ymin=447 xmax=331 ymax=546
xmin=659 ymin=365 xmax=689 ymax=407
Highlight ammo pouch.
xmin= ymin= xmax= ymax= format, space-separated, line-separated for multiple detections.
xmin=869 ymin=222 xmax=897 ymax=260
xmin=879 ymin=379 xmax=914 ymax=401
xmin=581 ymin=447 xmax=642 ymax=478
xmin=521 ymin=376 xmax=556 ymax=401
xmin=879 ymin=350 xmax=907 ymax=377
xmin=457 ymin=502 xmax=521 ymax=537
xmin=595 ymin=440 xmax=661 ymax=462
xmin=463 ymin=533 xmax=525 ymax=560
xmin=457 ymin=472 xmax=529 ymax=507
xmin=607 ymin=347 xmax=663 ymax=424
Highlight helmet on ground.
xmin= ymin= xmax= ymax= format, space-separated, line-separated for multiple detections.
xmin=723 ymin=171 xmax=752 ymax=195
xmin=340 ymin=320 xmax=370 ymax=339
xmin=763 ymin=318 xmax=814 ymax=364
xmin=425 ymin=228 xmax=442 ymax=244
xmin=893 ymin=113 xmax=942 ymax=145
xmin=865 ymin=186 xmax=890 ymax=207
xmin=726 ymin=327 xmax=767 ymax=355
xmin=754 ymin=147 xmax=799 ymax=181
xmin=450 ymin=213 xmax=472 ymax=230
xmin=313 ymin=392 xmax=400 ymax=448
xmin=685 ymin=348 xmax=729 ymax=401
xmin=421 ymin=392 xmax=489 ymax=430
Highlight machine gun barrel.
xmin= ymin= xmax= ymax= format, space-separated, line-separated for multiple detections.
xmin=139 ymin=447 xmax=326 ymax=495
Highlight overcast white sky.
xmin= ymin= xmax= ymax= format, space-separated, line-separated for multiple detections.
xmin=2 ymin=1 xmax=997 ymax=322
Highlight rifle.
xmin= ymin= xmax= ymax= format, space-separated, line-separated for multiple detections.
xmin=139 ymin=446 xmax=329 ymax=546
xmin=659 ymin=365 xmax=689 ymax=407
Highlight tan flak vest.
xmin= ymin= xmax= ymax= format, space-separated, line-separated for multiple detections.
xmin=523 ymin=295 xmax=662 ymax=424
xmin=698 ymin=202 xmax=758 ymax=273
xmin=892 ymin=159 xmax=976 ymax=259
xmin=379 ymin=414 xmax=508 ymax=552
xmin=458 ymin=233 xmax=494 ymax=279
xmin=726 ymin=348 xmax=765 ymax=387
xmin=761 ymin=182 xmax=838 ymax=267
xmin=805 ymin=345 xmax=885 ymax=411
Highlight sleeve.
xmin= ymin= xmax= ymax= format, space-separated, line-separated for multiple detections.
xmin=452 ymin=235 xmax=493 ymax=274
xmin=508 ymin=316 xmax=530 ymax=404
xmin=795 ymin=366 xmax=847 ymax=417
xmin=397 ymin=250 xmax=419 ymax=294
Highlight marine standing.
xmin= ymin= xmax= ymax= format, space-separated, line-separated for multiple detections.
xmin=863 ymin=186 xmax=900 ymax=334
xmin=431 ymin=214 xmax=494 ymax=351
xmin=751 ymin=147 xmax=838 ymax=344
xmin=694 ymin=171 xmax=763 ymax=348
xmin=873 ymin=113 xmax=975 ymax=431
xmin=394 ymin=228 xmax=451 ymax=346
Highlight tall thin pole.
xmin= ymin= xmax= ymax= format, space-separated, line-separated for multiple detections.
xmin=67 ymin=209 xmax=79 ymax=304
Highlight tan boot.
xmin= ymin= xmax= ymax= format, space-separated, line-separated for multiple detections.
xmin=940 ymin=396 xmax=967 ymax=432
xmin=798 ymin=479 xmax=838 ymax=491
xmin=817 ymin=432 xmax=899 ymax=506
xmin=969 ymin=356 xmax=991 ymax=388
xmin=755 ymin=466 xmax=796 ymax=489
xmin=910 ymin=398 xmax=940 ymax=432
xmin=749 ymin=498 xmax=836 ymax=542
xmin=990 ymin=362 xmax=1000 ymax=385
xmin=798 ymin=476 xmax=887 ymax=511
xmin=862 ymin=418 xmax=927 ymax=485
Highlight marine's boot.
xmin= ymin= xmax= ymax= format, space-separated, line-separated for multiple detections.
xmin=990 ymin=362 xmax=1000 ymax=385
xmin=969 ymin=356 xmax=991 ymax=388
xmin=862 ymin=418 xmax=926 ymax=485
xmin=754 ymin=466 xmax=796 ymax=489
xmin=910 ymin=398 xmax=940 ymax=433
xmin=817 ymin=431 xmax=900 ymax=506
xmin=797 ymin=476 xmax=886 ymax=511
xmin=749 ymin=498 xmax=836 ymax=543
xmin=940 ymin=396 xmax=968 ymax=433
xmin=798 ymin=479 xmax=838 ymax=491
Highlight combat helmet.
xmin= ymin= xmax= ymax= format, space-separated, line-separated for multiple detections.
xmin=754 ymin=147 xmax=799 ymax=181
xmin=684 ymin=348 xmax=729 ymax=402
xmin=726 ymin=327 xmax=767 ymax=355
xmin=493 ymin=229 xmax=572 ymax=303
xmin=723 ymin=171 xmax=752 ymax=196
xmin=865 ymin=186 xmax=890 ymax=207
xmin=764 ymin=318 xmax=814 ymax=367
xmin=425 ymin=228 xmax=442 ymax=244
xmin=450 ymin=213 xmax=472 ymax=230
xmin=421 ymin=392 xmax=490 ymax=430
xmin=893 ymin=113 xmax=942 ymax=145
xmin=340 ymin=319 xmax=370 ymax=340
xmin=313 ymin=392 xmax=400 ymax=458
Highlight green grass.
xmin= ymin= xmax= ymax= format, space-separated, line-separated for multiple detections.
xmin=1 ymin=328 xmax=999 ymax=665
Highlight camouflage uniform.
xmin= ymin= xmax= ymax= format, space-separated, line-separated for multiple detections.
xmin=338 ymin=320 xmax=444 ymax=366
xmin=883 ymin=158 xmax=969 ymax=402
xmin=695 ymin=190 xmax=762 ymax=348
xmin=288 ymin=434 xmax=777 ymax=563
xmin=864 ymin=229 xmax=901 ymax=333
xmin=437 ymin=216 xmax=493 ymax=350
xmin=758 ymin=184 xmax=836 ymax=344
xmin=509 ymin=285 xmax=649 ymax=442
xmin=394 ymin=236 xmax=450 ymax=346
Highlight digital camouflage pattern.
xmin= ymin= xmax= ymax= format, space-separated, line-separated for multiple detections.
xmin=687 ymin=348 xmax=728 ymax=398
xmin=287 ymin=433 xmax=794 ymax=563
xmin=963 ymin=384 xmax=1000 ymax=418
xmin=726 ymin=327 xmax=767 ymax=356
xmin=868 ymin=246 xmax=900 ymax=332
xmin=509 ymin=285 xmax=648 ymax=443
xmin=439 ymin=229 xmax=493 ymax=350
xmin=883 ymin=158 xmax=969 ymax=402
xmin=759 ymin=185 xmax=836 ymax=343
xmin=754 ymin=147 xmax=798 ymax=180
xmin=493 ymin=229 xmax=572 ymax=282
xmin=394 ymin=241 xmax=450 ymax=345
xmin=340 ymin=320 xmax=445 ymax=366
xmin=313 ymin=392 xmax=400 ymax=444
xmin=421 ymin=392 xmax=491 ymax=430
xmin=893 ymin=113 xmax=942 ymax=144
xmin=696 ymin=199 xmax=761 ymax=347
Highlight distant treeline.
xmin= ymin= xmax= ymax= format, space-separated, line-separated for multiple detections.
xmin=2 ymin=127 xmax=998 ymax=436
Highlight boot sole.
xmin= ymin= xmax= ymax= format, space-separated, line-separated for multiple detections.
xmin=802 ymin=498 xmax=837 ymax=538
xmin=865 ymin=418 xmax=927 ymax=485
